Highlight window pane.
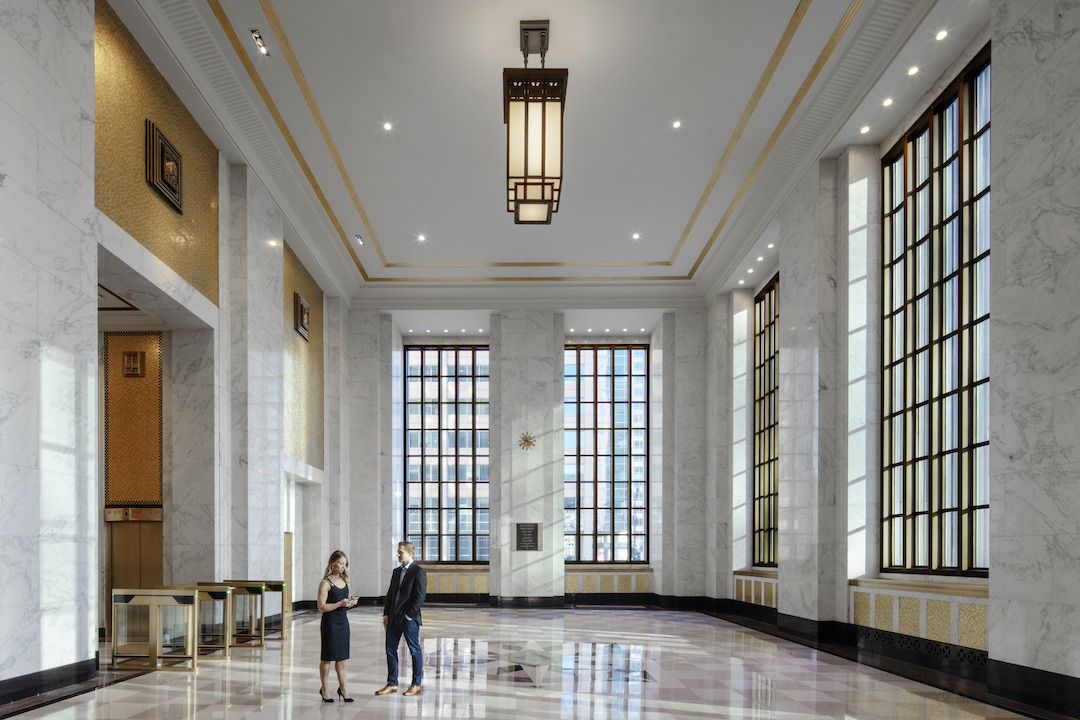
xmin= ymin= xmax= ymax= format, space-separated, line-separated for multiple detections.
xmin=403 ymin=346 xmax=490 ymax=562
xmin=565 ymin=344 xmax=649 ymax=564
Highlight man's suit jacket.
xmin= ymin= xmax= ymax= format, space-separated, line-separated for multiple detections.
xmin=383 ymin=562 xmax=427 ymax=626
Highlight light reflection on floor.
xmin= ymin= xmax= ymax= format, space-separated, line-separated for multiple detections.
xmin=14 ymin=607 xmax=1026 ymax=719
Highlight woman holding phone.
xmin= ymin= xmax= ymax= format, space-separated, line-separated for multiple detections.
xmin=317 ymin=550 xmax=358 ymax=702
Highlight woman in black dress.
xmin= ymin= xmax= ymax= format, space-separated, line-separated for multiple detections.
xmin=318 ymin=550 xmax=357 ymax=701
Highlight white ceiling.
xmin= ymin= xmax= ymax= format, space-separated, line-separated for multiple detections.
xmin=111 ymin=0 xmax=989 ymax=334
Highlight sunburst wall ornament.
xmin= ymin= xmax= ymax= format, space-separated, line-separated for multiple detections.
xmin=518 ymin=432 xmax=536 ymax=450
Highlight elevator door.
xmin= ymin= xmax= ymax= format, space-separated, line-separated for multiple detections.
xmin=105 ymin=520 xmax=163 ymax=632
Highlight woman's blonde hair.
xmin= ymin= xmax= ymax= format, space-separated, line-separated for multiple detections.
xmin=324 ymin=550 xmax=349 ymax=583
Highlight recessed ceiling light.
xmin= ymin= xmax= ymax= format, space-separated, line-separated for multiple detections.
xmin=417 ymin=234 xmax=426 ymax=241
xmin=883 ymin=98 xmax=893 ymax=107
xmin=757 ymin=256 xmax=764 ymax=262
xmin=479 ymin=329 xmax=483 ymax=333
xmin=747 ymin=268 xmax=754 ymax=273
xmin=461 ymin=329 xmax=465 ymax=333
xmin=384 ymin=122 xmax=392 ymax=130
xmin=908 ymin=66 xmax=919 ymax=76
xmin=605 ymin=328 xmax=610 ymax=332
xmin=632 ymin=233 xmax=640 ymax=240
xmin=672 ymin=120 xmax=681 ymax=129
xmin=408 ymin=329 xmax=413 ymax=333
xmin=767 ymin=243 xmax=774 ymax=249
xmin=936 ymin=30 xmax=948 ymax=40
xmin=640 ymin=328 xmax=645 ymax=332
xmin=268 ymin=240 xmax=278 ymax=247
xmin=738 ymin=279 xmax=745 ymax=285
xmin=443 ymin=329 xmax=448 ymax=333
xmin=622 ymin=328 xmax=628 ymax=332
xmin=425 ymin=329 xmax=431 ymax=333
xmin=354 ymin=234 xmax=364 ymax=245
xmin=250 ymin=29 xmax=269 ymax=55
xmin=569 ymin=328 xmax=575 ymax=332
xmin=860 ymin=126 xmax=870 ymax=134
xmin=587 ymin=328 xmax=593 ymax=332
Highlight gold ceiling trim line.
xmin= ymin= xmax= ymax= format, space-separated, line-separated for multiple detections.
xmin=687 ymin=0 xmax=865 ymax=278
xmin=670 ymin=0 xmax=811 ymax=264
xmin=206 ymin=0 xmax=371 ymax=281
xmin=259 ymin=0 xmax=387 ymax=266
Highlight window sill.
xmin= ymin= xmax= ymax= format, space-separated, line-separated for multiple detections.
xmin=734 ymin=568 xmax=778 ymax=579
xmin=849 ymin=577 xmax=988 ymax=598
xmin=565 ymin=564 xmax=652 ymax=572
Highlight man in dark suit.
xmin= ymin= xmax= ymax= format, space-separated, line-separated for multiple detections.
xmin=375 ymin=541 xmax=427 ymax=696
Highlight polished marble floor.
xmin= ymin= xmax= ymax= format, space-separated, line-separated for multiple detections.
xmin=14 ymin=607 xmax=1030 ymax=719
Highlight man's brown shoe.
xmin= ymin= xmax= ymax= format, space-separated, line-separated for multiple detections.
xmin=374 ymin=685 xmax=398 ymax=696
xmin=402 ymin=685 xmax=422 ymax=696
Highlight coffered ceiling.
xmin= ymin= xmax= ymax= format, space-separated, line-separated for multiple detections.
xmin=113 ymin=0 xmax=989 ymax=316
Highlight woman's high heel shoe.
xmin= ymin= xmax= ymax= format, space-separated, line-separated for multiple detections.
xmin=319 ymin=687 xmax=334 ymax=703
xmin=337 ymin=688 xmax=354 ymax=702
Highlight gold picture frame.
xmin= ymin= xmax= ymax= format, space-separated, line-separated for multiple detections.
xmin=294 ymin=292 xmax=310 ymax=341
xmin=145 ymin=119 xmax=182 ymax=213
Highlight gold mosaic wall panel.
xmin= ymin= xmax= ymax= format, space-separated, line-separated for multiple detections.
xmin=899 ymin=596 xmax=921 ymax=636
xmin=736 ymin=578 xmax=744 ymax=602
xmin=617 ymin=575 xmax=632 ymax=593
xmin=875 ymin=594 xmax=894 ymax=631
xmin=634 ymin=574 xmax=650 ymax=592
xmin=582 ymin=575 xmax=597 ymax=593
xmin=474 ymin=574 xmax=488 ymax=594
xmin=94 ymin=1 xmax=219 ymax=304
xmin=764 ymin=582 xmax=774 ymax=608
xmin=853 ymin=592 xmax=870 ymax=626
xmin=103 ymin=332 xmax=163 ymax=506
xmin=438 ymin=574 xmax=453 ymax=594
xmin=565 ymin=574 xmax=580 ymax=593
xmin=753 ymin=581 xmax=762 ymax=604
xmin=600 ymin=575 xmax=614 ymax=593
xmin=284 ymin=243 xmax=324 ymax=469
xmin=927 ymin=599 xmax=952 ymax=643
xmin=958 ymin=603 xmax=987 ymax=650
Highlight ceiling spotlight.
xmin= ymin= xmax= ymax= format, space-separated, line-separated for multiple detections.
xmin=250 ymin=29 xmax=269 ymax=55
xmin=408 ymin=329 xmax=413 ymax=333
xmin=587 ymin=328 xmax=592 ymax=332
xmin=461 ymin=329 xmax=466 ymax=333
xmin=757 ymin=256 xmax=764 ymax=262
xmin=425 ymin=329 xmax=431 ymax=333
xmin=640 ymin=328 xmax=645 ymax=332
xmin=936 ymin=30 xmax=948 ymax=40
xmin=738 ymin=279 xmax=745 ymax=285
xmin=417 ymin=234 xmax=426 ymax=241
xmin=569 ymin=328 xmax=575 ymax=332
xmin=747 ymin=268 xmax=754 ymax=273
xmin=672 ymin=120 xmax=681 ymax=129
xmin=505 ymin=20 xmax=566 ymax=225
xmin=622 ymin=328 xmax=628 ymax=332
xmin=605 ymin=328 xmax=610 ymax=332
xmin=860 ymin=126 xmax=870 ymax=134
xmin=908 ymin=66 xmax=919 ymax=76
xmin=479 ymin=329 xmax=484 ymax=333
xmin=883 ymin=98 xmax=893 ymax=107
xmin=767 ymin=243 xmax=774 ymax=249
xmin=383 ymin=122 xmax=392 ymax=131
xmin=354 ymin=234 xmax=364 ymax=245
xmin=443 ymin=329 xmax=449 ymax=333
xmin=268 ymin=240 xmax=278 ymax=247
xmin=632 ymin=232 xmax=640 ymax=240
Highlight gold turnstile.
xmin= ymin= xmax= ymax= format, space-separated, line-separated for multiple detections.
xmin=160 ymin=584 xmax=235 ymax=659
xmin=111 ymin=587 xmax=198 ymax=671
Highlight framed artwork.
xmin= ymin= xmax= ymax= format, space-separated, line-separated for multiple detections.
xmin=294 ymin=292 xmax=310 ymax=341
xmin=122 ymin=351 xmax=145 ymax=377
xmin=145 ymin=119 xmax=182 ymax=213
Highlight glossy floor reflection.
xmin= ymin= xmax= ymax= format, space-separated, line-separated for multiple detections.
xmin=16 ymin=607 xmax=1027 ymax=719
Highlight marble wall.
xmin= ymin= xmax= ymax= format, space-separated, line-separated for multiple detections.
xmin=777 ymin=159 xmax=840 ymax=623
xmin=989 ymin=0 xmax=1080 ymax=678
xmin=705 ymin=294 xmax=733 ymax=598
xmin=228 ymin=165 xmax=284 ymax=582
xmin=0 ymin=0 xmax=99 ymax=681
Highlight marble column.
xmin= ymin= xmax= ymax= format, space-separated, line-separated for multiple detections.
xmin=228 ymin=164 xmax=284 ymax=581
xmin=346 ymin=310 xmax=395 ymax=597
xmin=705 ymin=294 xmax=733 ymax=598
xmin=777 ymin=159 xmax=840 ymax=625
xmin=0 ymin=0 xmax=99 ymax=684
xmin=834 ymin=146 xmax=881 ymax=618
xmin=988 ymin=0 xmax=1080 ymax=681
xmin=488 ymin=310 xmax=564 ymax=604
